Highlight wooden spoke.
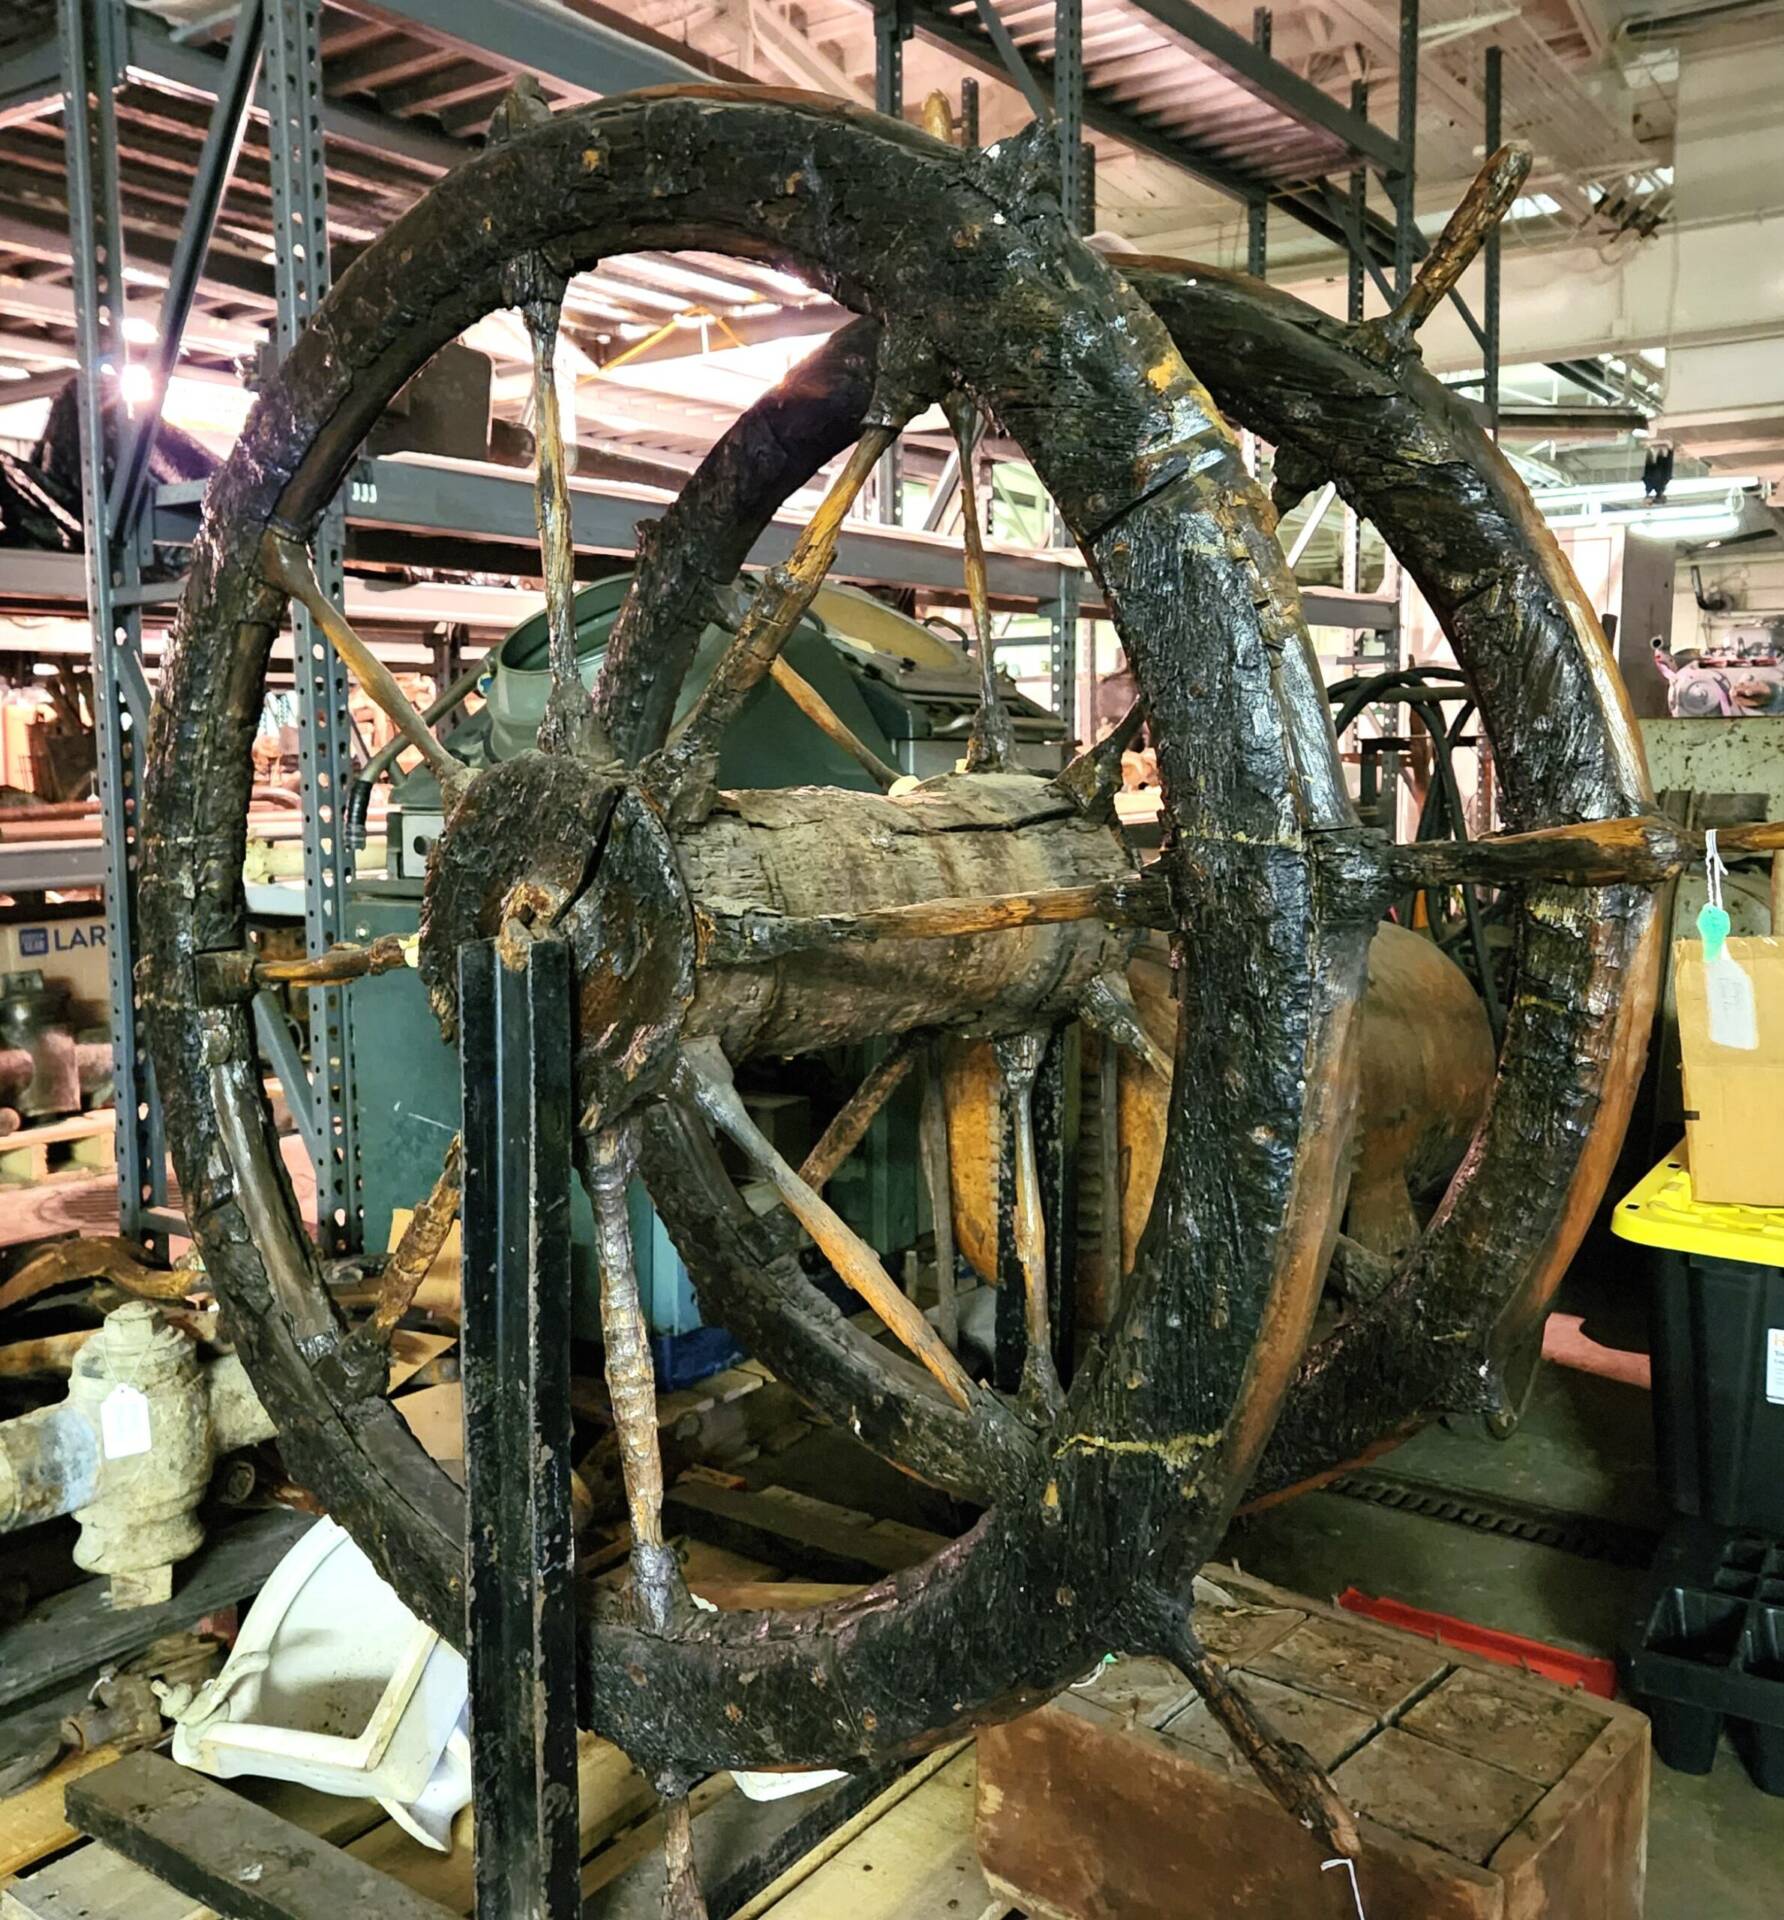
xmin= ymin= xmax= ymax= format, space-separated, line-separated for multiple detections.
xmin=662 ymin=1794 xmax=710 ymax=1920
xmin=1051 ymin=698 xmax=1144 ymax=820
xmin=651 ymin=424 xmax=901 ymax=824
xmin=995 ymin=1031 xmax=1065 ymax=1416
xmin=1375 ymin=143 xmax=1532 ymax=349
xmin=917 ymin=1046 xmax=959 ymax=1348
xmin=254 ymin=933 xmax=412 ymax=989
xmin=1383 ymin=812 xmax=1784 ymax=890
xmin=517 ymin=281 xmax=611 ymax=761
xmin=1172 ymin=1626 xmax=1360 ymax=1860
xmin=677 ymin=1037 xmax=974 ymax=1410
xmin=1078 ymin=970 xmax=1172 ymax=1084
xmin=260 ymin=533 xmax=469 ymax=798
xmin=797 ymin=1032 xmax=921 ymax=1192
xmin=699 ymin=873 xmax=1168 ymax=966
xmin=945 ymin=391 xmax=1019 ymax=774
xmin=767 ymin=656 xmax=900 ymax=791
xmin=580 ymin=1121 xmax=686 ymax=1633
xmin=367 ymin=1135 xmax=462 ymax=1342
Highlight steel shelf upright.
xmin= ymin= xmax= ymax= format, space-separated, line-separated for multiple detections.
xmin=265 ymin=0 xmax=362 ymax=1252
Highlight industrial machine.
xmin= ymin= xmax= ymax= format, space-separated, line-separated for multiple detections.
xmin=343 ymin=572 xmax=1067 ymax=1371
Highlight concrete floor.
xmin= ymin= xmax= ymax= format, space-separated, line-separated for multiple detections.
xmin=1224 ymin=1356 xmax=1784 ymax=1919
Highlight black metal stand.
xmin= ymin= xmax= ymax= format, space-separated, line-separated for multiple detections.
xmin=460 ymin=936 xmax=582 ymax=1920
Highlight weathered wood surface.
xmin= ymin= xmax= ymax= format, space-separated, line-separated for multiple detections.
xmin=63 ymin=1754 xmax=455 ymax=1920
xmin=138 ymin=87 xmax=1654 ymax=1821
xmin=976 ymin=1568 xmax=1648 ymax=1920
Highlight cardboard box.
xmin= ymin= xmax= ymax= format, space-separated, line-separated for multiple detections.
xmin=1675 ymin=934 xmax=1784 ymax=1206
xmin=0 ymin=911 xmax=111 ymax=1026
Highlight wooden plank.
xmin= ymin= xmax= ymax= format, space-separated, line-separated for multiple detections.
xmin=3 ymin=1786 xmax=383 ymax=1919
xmin=1399 ymin=1668 xmax=1611 ymax=1787
xmin=748 ymin=1751 xmax=992 ymax=1920
xmin=586 ymin=1764 xmax=898 ymax=1919
xmin=664 ymin=1479 xmax=943 ymax=1582
xmin=728 ymin=1744 xmax=967 ymax=1920
xmin=1332 ymin=1727 xmax=1545 ymax=1867
xmin=394 ymin=1383 xmax=463 ymax=1463
xmin=0 ymin=1744 xmax=124 ymax=1882
xmin=63 ymin=1754 xmax=455 ymax=1920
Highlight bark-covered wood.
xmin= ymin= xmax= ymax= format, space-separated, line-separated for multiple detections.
xmin=138 ymin=91 xmax=1653 ymax=1819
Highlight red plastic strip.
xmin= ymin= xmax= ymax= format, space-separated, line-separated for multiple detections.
xmin=1336 ymin=1588 xmax=1619 ymax=1699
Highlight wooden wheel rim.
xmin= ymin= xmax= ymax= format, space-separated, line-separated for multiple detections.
xmin=140 ymin=90 xmax=1645 ymax=1785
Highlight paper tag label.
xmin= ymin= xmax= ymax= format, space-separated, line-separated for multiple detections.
xmin=1705 ymin=950 xmax=1760 ymax=1051
xmin=100 ymin=1384 xmax=153 ymax=1460
xmin=1768 ymin=1330 xmax=1784 ymax=1408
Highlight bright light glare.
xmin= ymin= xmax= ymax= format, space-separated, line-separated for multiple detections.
xmin=121 ymin=315 xmax=159 ymax=345
xmin=118 ymin=360 xmax=155 ymax=408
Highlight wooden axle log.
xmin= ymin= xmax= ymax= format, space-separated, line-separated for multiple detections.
xmin=671 ymin=773 xmax=1140 ymax=1065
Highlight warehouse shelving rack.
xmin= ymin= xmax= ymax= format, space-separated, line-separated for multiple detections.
xmin=28 ymin=0 xmax=1407 ymax=1253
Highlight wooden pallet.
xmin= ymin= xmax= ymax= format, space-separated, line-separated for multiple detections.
xmin=0 ymin=1111 xmax=114 ymax=1188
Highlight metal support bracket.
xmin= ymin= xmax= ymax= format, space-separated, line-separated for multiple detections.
xmin=459 ymin=936 xmax=580 ymax=1920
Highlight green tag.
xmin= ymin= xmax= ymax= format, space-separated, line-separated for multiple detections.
xmin=1698 ymin=899 xmax=1731 ymax=964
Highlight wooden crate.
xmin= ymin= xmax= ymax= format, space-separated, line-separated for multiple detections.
xmin=977 ymin=1568 xmax=1649 ymax=1920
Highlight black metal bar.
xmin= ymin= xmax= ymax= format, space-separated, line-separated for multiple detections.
xmin=1079 ymin=136 xmax=1095 ymax=230
xmin=1245 ymin=7 xmax=1271 ymax=278
xmin=1056 ymin=0 xmax=1083 ymax=232
xmin=1483 ymin=42 xmax=1503 ymax=437
xmin=1393 ymin=0 xmax=1419 ymax=297
xmin=960 ymin=72 xmax=979 ymax=145
xmin=968 ymin=0 xmax=1053 ymax=122
xmin=1347 ymin=79 xmax=1367 ymax=321
xmin=460 ymin=935 xmax=581 ymax=1920
xmin=1317 ymin=177 xmax=1396 ymax=308
xmin=1121 ymin=0 xmax=1400 ymax=171
xmin=107 ymin=0 xmax=263 ymax=542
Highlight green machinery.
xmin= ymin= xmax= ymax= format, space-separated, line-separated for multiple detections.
xmin=342 ymin=572 xmax=1065 ymax=1375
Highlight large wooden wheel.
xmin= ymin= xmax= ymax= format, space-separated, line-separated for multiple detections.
xmin=142 ymin=86 xmax=1753 ymax=1899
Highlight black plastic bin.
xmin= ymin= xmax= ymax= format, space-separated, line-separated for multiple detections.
xmin=1648 ymin=1246 xmax=1784 ymax=1535
xmin=1622 ymin=1515 xmax=1784 ymax=1794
